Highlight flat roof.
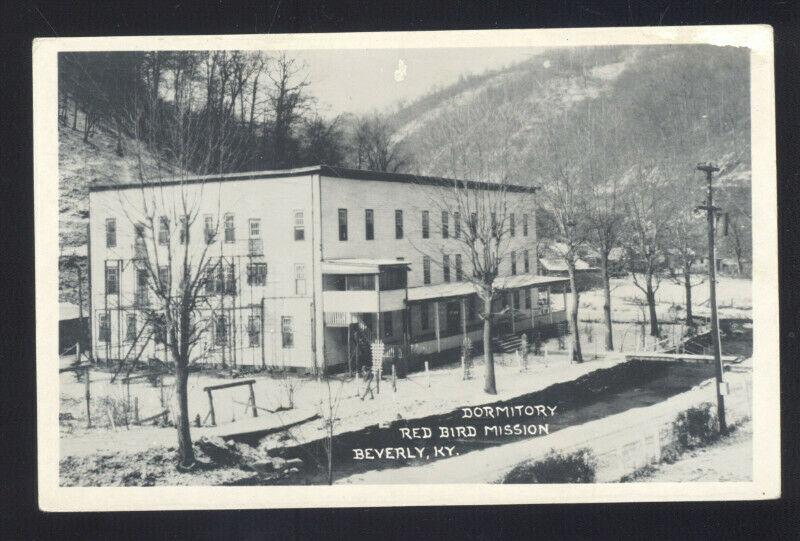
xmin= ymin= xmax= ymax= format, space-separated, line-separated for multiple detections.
xmin=322 ymin=258 xmax=411 ymax=275
xmin=89 ymin=165 xmax=538 ymax=194
xmin=407 ymin=275 xmax=569 ymax=302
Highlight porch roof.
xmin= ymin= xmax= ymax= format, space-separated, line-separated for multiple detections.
xmin=321 ymin=258 xmax=410 ymax=275
xmin=407 ymin=274 xmax=569 ymax=303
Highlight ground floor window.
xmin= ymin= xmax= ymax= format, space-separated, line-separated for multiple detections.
xmin=98 ymin=312 xmax=111 ymax=343
xmin=248 ymin=315 xmax=261 ymax=347
xmin=247 ymin=263 xmax=267 ymax=286
xmin=383 ymin=311 xmax=394 ymax=339
xmin=525 ymin=288 xmax=532 ymax=309
xmin=420 ymin=304 xmax=429 ymax=330
xmin=214 ymin=314 xmax=228 ymax=346
xmin=125 ymin=313 xmax=137 ymax=342
xmin=281 ymin=316 xmax=294 ymax=348
xmin=446 ymin=301 xmax=461 ymax=333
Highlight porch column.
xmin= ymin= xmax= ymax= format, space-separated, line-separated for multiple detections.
xmin=548 ymin=285 xmax=554 ymax=324
xmin=511 ymin=291 xmax=516 ymax=333
xmin=434 ymin=301 xmax=441 ymax=352
xmin=460 ymin=297 xmax=467 ymax=339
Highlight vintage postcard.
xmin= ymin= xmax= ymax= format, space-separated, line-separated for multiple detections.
xmin=34 ymin=25 xmax=779 ymax=510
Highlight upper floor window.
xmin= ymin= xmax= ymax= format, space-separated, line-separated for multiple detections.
xmin=469 ymin=212 xmax=477 ymax=239
xmin=158 ymin=265 xmax=170 ymax=292
xmin=365 ymin=209 xmax=375 ymax=241
xmin=204 ymin=215 xmax=215 ymax=244
xmin=338 ymin=209 xmax=348 ymax=241
xmin=423 ymin=256 xmax=431 ymax=285
xmin=98 ymin=312 xmax=111 ymax=343
xmin=524 ymin=249 xmax=530 ymax=273
xmin=395 ymin=210 xmax=403 ymax=239
xmin=295 ymin=263 xmax=306 ymax=296
xmin=422 ymin=211 xmax=430 ymax=239
xmin=455 ymin=254 xmax=463 ymax=282
xmin=523 ymin=214 xmax=529 ymax=237
xmin=158 ymin=216 xmax=170 ymax=245
xmin=249 ymin=218 xmax=261 ymax=238
xmin=441 ymin=211 xmax=449 ymax=239
xmin=379 ymin=268 xmax=407 ymax=291
xmin=510 ymin=213 xmax=516 ymax=237
xmin=453 ymin=212 xmax=461 ymax=239
xmin=105 ymin=218 xmax=116 ymax=248
xmin=179 ymin=215 xmax=189 ymax=245
xmin=224 ymin=214 xmax=235 ymax=243
xmin=125 ymin=313 xmax=137 ymax=342
xmin=294 ymin=210 xmax=305 ymax=241
xmin=511 ymin=250 xmax=517 ymax=275
xmin=105 ymin=264 xmax=119 ymax=295
xmin=247 ymin=262 xmax=267 ymax=286
xmin=214 ymin=313 xmax=229 ymax=346
xmin=443 ymin=255 xmax=451 ymax=283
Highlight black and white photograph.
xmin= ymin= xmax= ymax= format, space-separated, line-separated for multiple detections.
xmin=33 ymin=26 xmax=779 ymax=509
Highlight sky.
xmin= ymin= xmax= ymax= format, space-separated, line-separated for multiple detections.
xmin=288 ymin=47 xmax=544 ymax=116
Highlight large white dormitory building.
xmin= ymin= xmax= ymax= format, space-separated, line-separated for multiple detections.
xmin=88 ymin=165 xmax=569 ymax=374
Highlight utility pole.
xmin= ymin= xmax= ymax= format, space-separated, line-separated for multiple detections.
xmin=696 ymin=163 xmax=727 ymax=433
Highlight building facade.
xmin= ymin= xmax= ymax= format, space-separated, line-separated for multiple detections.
xmin=88 ymin=165 xmax=568 ymax=374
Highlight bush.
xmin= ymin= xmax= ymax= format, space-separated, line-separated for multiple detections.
xmin=673 ymin=402 xmax=719 ymax=449
xmin=502 ymin=448 xmax=597 ymax=484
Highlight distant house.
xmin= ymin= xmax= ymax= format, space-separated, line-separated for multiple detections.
xmin=582 ymin=246 xmax=627 ymax=277
xmin=59 ymin=302 xmax=88 ymax=355
xmin=538 ymin=257 xmax=601 ymax=292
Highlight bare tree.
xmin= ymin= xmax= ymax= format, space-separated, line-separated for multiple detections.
xmin=115 ymin=52 xmax=246 ymax=470
xmin=666 ymin=205 xmax=707 ymax=328
xmin=349 ymin=114 xmax=410 ymax=172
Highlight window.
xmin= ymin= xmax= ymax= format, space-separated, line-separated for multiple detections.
xmin=135 ymin=267 xmax=148 ymax=305
xmin=179 ymin=215 xmax=189 ymax=244
xmin=214 ymin=314 xmax=228 ymax=346
xmin=395 ymin=210 xmax=403 ymax=239
xmin=443 ymin=255 xmax=451 ymax=283
xmin=204 ymin=215 xmax=215 ymax=244
xmin=338 ymin=209 xmax=348 ymax=241
xmin=524 ymin=249 xmax=530 ymax=273
xmin=365 ymin=209 xmax=374 ymax=240
xmin=98 ymin=313 xmax=111 ymax=343
xmin=421 ymin=304 xmax=429 ymax=330
xmin=510 ymin=213 xmax=516 ymax=237
xmin=491 ymin=212 xmax=498 ymax=236
xmin=105 ymin=265 xmax=119 ymax=295
xmin=441 ymin=211 xmax=449 ymax=239
xmin=125 ymin=313 xmax=137 ymax=342
xmin=423 ymin=256 xmax=431 ymax=285
xmin=383 ymin=312 xmax=394 ymax=338
xmin=470 ymin=212 xmax=477 ymax=238
xmin=105 ymin=218 xmax=116 ymax=248
xmin=513 ymin=290 xmax=520 ymax=310
xmin=224 ymin=214 xmax=235 ymax=243
xmin=294 ymin=210 xmax=305 ymax=241
xmin=468 ymin=296 xmax=477 ymax=320
xmin=249 ymin=218 xmax=261 ymax=238
xmin=204 ymin=265 xmax=216 ymax=295
xmin=346 ymin=274 xmax=375 ymax=291
xmin=248 ymin=315 xmax=261 ymax=347
xmin=455 ymin=254 xmax=463 ymax=282
xmin=225 ymin=264 xmax=236 ymax=294
xmin=158 ymin=216 xmax=169 ymax=245
xmin=247 ymin=262 xmax=267 ymax=286
xmin=453 ymin=212 xmax=461 ymax=239
xmin=446 ymin=302 xmax=461 ymax=333
xmin=525 ymin=288 xmax=532 ymax=309
xmin=379 ymin=268 xmax=407 ymax=290
xmin=523 ymin=214 xmax=529 ymax=237
xmin=511 ymin=251 xmax=517 ymax=275
xmin=281 ymin=316 xmax=294 ymax=348
xmin=422 ymin=211 xmax=430 ymax=239
xmin=295 ymin=263 xmax=306 ymax=295
xmin=158 ymin=266 xmax=170 ymax=291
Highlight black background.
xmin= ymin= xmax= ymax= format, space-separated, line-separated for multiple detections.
xmin=1 ymin=1 xmax=798 ymax=539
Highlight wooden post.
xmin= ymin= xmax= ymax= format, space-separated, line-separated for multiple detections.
xmin=460 ymin=297 xmax=467 ymax=339
xmin=260 ymin=297 xmax=266 ymax=370
xmin=425 ymin=361 xmax=431 ymax=388
xmin=249 ymin=382 xmax=258 ymax=418
xmin=134 ymin=396 xmax=139 ymax=424
xmin=159 ymin=374 xmax=165 ymax=409
xmin=392 ymin=364 xmax=397 ymax=393
xmin=84 ymin=364 xmax=92 ymax=429
xmin=206 ymin=389 xmax=216 ymax=426
xmin=434 ymin=301 xmax=441 ymax=352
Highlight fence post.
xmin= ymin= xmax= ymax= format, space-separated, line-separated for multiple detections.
xmin=249 ymin=382 xmax=258 ymax=418
xmin=425 ymin=361 xmax=431 ymax=388
xmin=84 ymin=365 xmax=92 ymax=429
xmin=391 ymin=364 xmax=397 ymax=393
xmin=134 ymin=396 xmax=139 ymax=424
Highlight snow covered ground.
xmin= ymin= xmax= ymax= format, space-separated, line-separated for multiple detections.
xmin=60 ymin=347 xmax=626 ymax=459
xmin=635 ymin=420 xmax=752 ymax=482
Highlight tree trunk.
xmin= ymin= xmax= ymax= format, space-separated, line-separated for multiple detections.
xmin=567 ymin=263 xmax=583 ymax=363
xmin=600 ymin=253 xmax=614 ymax=351
xmin=482 ymin=295 xmax=496 ymax=394
xmin=114 ymin=116 xmax=124 ymax=157
xmin=684 ymin=263 xmax=694 ymax=327
xmin=646 ymin=272 xmax=659 ymax=337
xmin=174 ymin=359 xmax=195 ymax=469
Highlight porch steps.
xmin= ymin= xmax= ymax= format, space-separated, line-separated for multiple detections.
xmin=492 ymin=333 xmax=525 ymax=353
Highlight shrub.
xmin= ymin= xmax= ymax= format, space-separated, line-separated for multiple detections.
xmin=673 ymin=402 xmax=719 ymax=449
xmin=502 ymin=448 xmax=597 ymax=484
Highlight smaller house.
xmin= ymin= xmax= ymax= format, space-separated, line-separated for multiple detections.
xmin=59 ymin=302 xmax=89 ymax=355
xmin=538 ymin=258 xmax=601 ymax=292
